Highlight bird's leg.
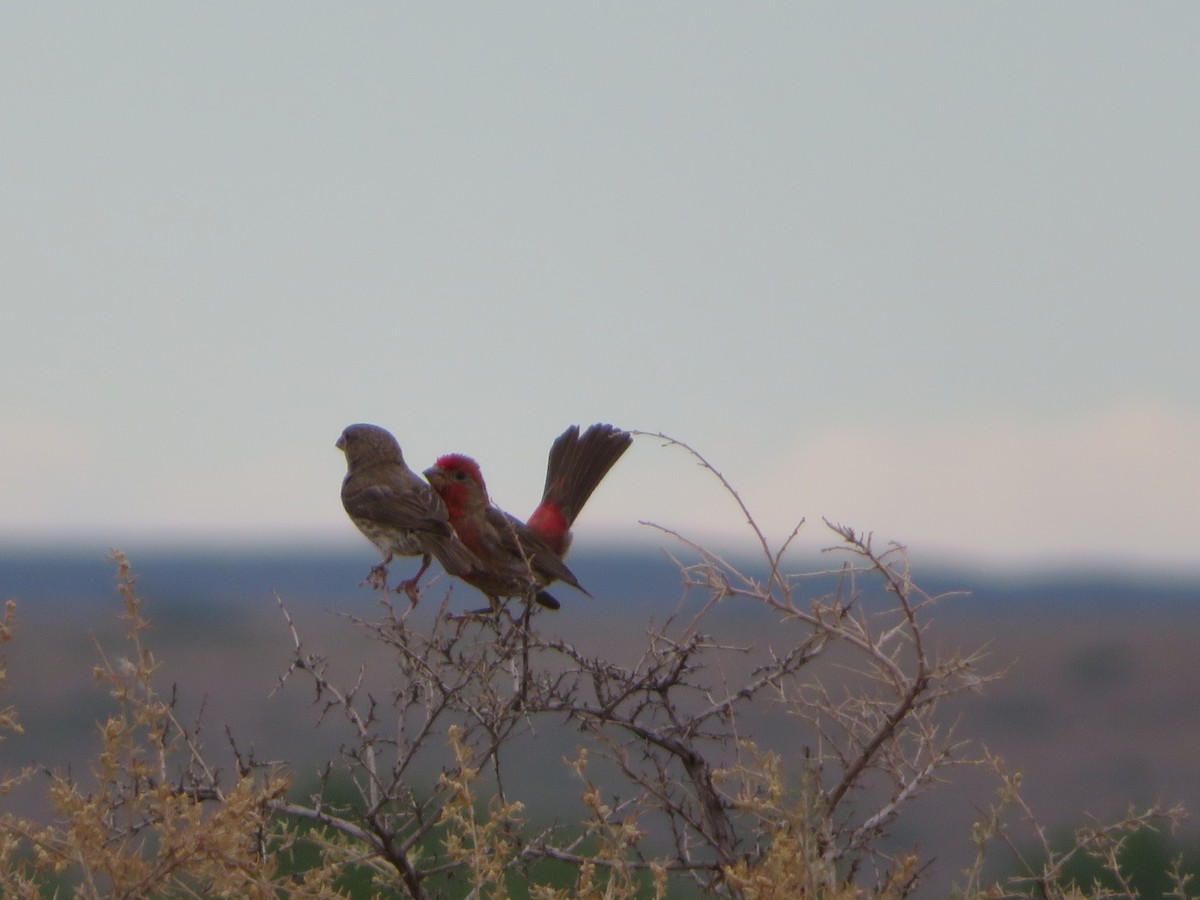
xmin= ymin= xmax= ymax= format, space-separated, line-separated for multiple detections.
xmin=454 ymin=594 xmax=503 ymax=620
xmin=396 ymin=554 xmax=432 ymax=605
xmin=362 ymin=555 xmax=391 ymax=591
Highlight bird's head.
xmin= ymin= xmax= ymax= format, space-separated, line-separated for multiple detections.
xmin=337 ymin=424 xmax=403 ymax=469
xmin=423 ymin=454 xmax=487 ymax=511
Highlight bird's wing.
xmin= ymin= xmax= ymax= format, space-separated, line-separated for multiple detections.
xmin=343 ymin=475 xmax=453 ymax=537
xmin=484 ymin=507 xmax=585 ymax=591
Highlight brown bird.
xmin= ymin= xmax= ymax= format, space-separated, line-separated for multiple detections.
xmin=424 ymin=423 xmax=632 ymax=612
xmin=337 ymin=423 xmax=481 ymax=601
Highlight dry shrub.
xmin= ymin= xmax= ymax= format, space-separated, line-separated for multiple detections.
xmin=0 ymin=436 xmax=1189 ymax=898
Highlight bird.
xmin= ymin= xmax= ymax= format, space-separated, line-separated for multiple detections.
xmin=424 ymin=423 xmax=632 ymax=613
xmin=336 ymin=423 xmax=482 ymax=601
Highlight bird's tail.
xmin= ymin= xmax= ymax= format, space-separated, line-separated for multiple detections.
xmin=534 ymin=590 xmax=562 ymax=610
xmin=527 ymin=423 xmax=632 ymax=554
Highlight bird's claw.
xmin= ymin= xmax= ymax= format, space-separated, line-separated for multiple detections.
xmin=362 ymin=564 xmax=389 ymax=591
xmin=397 ymin=578 xmax=421 ymax=605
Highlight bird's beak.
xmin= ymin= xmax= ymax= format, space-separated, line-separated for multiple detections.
xmin=422 ymin=465 xmax=445 ymax=486
xmin=335 ymin=435 xmax=346 ymax=451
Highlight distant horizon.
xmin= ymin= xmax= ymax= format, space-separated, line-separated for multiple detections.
xmin=2 ymin=526 xmax=1198 ymax=582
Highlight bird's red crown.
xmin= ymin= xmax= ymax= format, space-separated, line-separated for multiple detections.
xmin=432 ymin=454 xmax=485 ymax=487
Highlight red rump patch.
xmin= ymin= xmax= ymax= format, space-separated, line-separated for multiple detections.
xmin=528 ymin=501 xmax=569 ymax=554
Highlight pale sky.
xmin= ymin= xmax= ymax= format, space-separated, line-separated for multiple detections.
xmin=3 ymin=6 xmax=1198 ymax=568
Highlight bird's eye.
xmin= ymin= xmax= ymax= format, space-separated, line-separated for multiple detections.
xmin=454 ymin=471 xmax=466 ymax=481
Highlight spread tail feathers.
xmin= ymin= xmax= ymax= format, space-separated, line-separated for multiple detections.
xmin=542 ymin=424 xmax=631 ymax=526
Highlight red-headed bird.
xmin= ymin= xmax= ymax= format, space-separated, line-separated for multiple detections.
xmin=337 ymin=423 xmax=481 ymax=600
xmin=423 ymin=423 xmax=632 ymax=612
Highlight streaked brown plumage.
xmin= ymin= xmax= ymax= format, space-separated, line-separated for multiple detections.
xmin=337 ymin=423 xmax=480 ymax=600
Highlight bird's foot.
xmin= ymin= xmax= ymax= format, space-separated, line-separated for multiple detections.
xmin=362 ymin=564 xmax=389 ymax=591
xmin=396 ymin=577 xmax=421 ymax=606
